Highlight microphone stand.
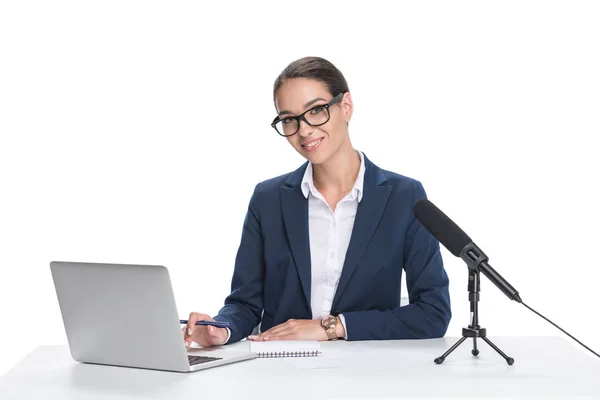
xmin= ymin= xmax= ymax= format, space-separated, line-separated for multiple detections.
xmin=434 ymin=268 xmax=514 ymax=365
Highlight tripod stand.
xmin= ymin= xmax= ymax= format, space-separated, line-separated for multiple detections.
xmin=434 ymin=268 xmax=514 ymax=365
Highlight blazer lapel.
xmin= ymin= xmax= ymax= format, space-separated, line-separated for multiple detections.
xmin=280 ymin=163 xmax=312 ymax=311
xmin=332 ymin=155 xmax=391 ymax=310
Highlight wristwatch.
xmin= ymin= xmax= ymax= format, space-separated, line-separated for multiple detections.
xmin=320 ymin=315 xmax=338 ymax=340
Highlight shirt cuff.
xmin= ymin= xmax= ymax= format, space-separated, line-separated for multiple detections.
xmin=338 ymin=314 xmax=348 ymax=340
xmin=222 ymin=327 xmax=231 ymax=345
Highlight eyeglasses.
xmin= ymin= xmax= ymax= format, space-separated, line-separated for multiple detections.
xmin=271 ymin=92 xmax=345 ymax=137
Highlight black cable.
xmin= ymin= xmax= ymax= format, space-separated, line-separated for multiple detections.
xmin=521 ymin=301 xmax=600 ymax=359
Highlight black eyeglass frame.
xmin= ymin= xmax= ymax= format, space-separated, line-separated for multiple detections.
xmin=270 ymin=92 xmax=346 ymax=137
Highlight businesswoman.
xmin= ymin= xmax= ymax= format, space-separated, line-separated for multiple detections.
xmin=184 ymin=56 xmax=451 ymax=348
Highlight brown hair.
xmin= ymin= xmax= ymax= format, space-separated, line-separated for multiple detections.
xmin=273 ymin=56 xmax=350 ymax=103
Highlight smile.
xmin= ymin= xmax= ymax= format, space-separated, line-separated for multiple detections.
xmin=301 ymin=138 xmax=324 ymax=152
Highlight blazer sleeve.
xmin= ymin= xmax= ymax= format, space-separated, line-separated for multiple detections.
xmin=213 ymin=183 xmax=265 ymax=343
xmin=341 ymin=181 xmax=452 ymax=340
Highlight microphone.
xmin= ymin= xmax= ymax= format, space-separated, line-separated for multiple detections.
xmin=412 ymin=197 xmax=600 ymax=361
xmin=412 ymin=198 xmax=522 ymax=303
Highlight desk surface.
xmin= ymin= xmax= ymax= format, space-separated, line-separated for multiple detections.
xmin=1 ymin=336 xmax=599 ymax=399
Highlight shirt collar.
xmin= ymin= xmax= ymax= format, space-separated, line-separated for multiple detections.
xmin=300 ymin=150 xmax=365 ymax=202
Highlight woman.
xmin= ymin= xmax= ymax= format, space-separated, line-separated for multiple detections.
xmin=184 ymin=56 xmax=451 ymax=348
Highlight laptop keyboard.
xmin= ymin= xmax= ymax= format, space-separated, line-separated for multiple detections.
xmin=188 ymin=355 xmax=223 ymax=366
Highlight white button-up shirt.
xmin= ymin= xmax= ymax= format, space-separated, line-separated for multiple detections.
xmin=301 ymin=150 xmax=365 ymax=337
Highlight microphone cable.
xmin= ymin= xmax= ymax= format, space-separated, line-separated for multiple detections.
xmin=520 ymin=300 xmax=600 ymax=359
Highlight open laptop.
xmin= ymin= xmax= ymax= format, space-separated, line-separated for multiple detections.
xmin=50 ymin=261 xmax=256 ymax=372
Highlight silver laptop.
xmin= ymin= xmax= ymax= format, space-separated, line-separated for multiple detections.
xmin=50 ymin=261 xmax=256 ymax=372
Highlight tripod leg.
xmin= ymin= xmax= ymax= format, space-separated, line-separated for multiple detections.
xmin=435 ymin=336 xmax=467 ymax=364
xmin=472 ymin=338 xmax=479 ymax=356
xmin=481 ymin=336 xmax=514 ymax=365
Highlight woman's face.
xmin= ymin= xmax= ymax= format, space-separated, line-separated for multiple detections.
xmin=274 ymin=78 xmax=352 ymax=165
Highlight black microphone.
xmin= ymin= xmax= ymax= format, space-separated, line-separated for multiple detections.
xmin=412 ymin=198 xmax=522 ymax=303
xmin=411 ymin=197 xmax=600 ymax=361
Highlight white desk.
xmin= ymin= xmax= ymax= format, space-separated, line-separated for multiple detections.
xmin=1 ymin=336 xmax=599 ymax=399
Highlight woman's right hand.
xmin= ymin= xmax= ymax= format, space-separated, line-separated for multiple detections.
xmin=183 ymin=312 xmax=229 ymax=348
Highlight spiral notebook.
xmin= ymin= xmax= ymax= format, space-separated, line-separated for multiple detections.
xmin=249 ymin=340 xmax=321 ymax=358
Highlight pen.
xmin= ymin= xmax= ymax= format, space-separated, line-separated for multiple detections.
xmin=179 ymin=320 xmax=230 ymax=328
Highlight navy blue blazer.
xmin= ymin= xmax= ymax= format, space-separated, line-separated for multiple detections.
xmin=214 ymin=153 xmax=451 ymax=342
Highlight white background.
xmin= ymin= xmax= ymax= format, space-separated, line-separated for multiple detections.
xmin=1 ymin=0 xmax=599 ymax=376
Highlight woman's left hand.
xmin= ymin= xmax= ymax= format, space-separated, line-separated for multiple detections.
xmin=248 ymin=319 xmax=328 ymax=341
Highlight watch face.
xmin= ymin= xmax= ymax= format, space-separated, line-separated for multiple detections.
xmin=322 ymin=315 xmax=336 ymax=328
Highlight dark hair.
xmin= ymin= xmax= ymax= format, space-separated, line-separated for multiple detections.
xmin=273 ymin=56 xmax=349 ymax=103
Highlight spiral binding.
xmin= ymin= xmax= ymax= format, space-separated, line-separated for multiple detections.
xmin=256 ymin=350 xmax=321 ymax=358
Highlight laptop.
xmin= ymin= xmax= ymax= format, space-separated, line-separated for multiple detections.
xmin=50 ymin=261 xmax=256 ymax=372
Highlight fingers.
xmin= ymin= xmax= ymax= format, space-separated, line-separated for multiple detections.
xmin=182 ymin=312 xmax=228 ymax=348
xmin=191 ymin=326 xmax=227 ymax=347
xmin=250 ymin=324 xmax=280 ymax=341
xmin=249 ymin=319 xmax=324 ymax=342
xmin=260 ymin=332 xmax=297 ymax=341
xmin=183 ymin=312 xmax=212 ymax=348
xmin=251 ymin=319 xmax=295 ymax=341
xmin=186 ymin=312 xmax=213 ymax=336
xmin=254 ymin=327 xmax=296 ymax=341
xmin=267 ymin=320 xmax=293 ymax=334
